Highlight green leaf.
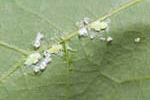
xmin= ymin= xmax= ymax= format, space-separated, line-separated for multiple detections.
xmin=0 ymin=0 xmax=150 ymax=100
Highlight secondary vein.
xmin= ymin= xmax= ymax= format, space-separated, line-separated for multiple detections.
xmin=0 ymin=41 xmax=29 ymax=56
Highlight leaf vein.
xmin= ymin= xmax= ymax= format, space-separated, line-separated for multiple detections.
xmin=0 ymin=40 xmax=29 ymax=56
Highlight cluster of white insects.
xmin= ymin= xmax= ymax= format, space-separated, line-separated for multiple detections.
xmin=32 ymin=32 xmax=44 ymax=48
xmin=24 ymin=17 xmax=141 ymax=73
xmin=24 ymin=32 xmax=63 ymax=73
xmin=33 ymin=50 xmax=52 ymax=72
xmin=24 ymin=18 xmax=115 ymax=73
xmin=76 ymin=17 xmax=113 ymax=43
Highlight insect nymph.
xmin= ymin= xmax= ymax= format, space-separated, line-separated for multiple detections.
xmin=107 ymin=36 xmax=113 ymax=43
xmin=39 ymin=50 xmax=52 ymax=70
xmin=32 ymin=32 xmax=44 ymax=48
xmin=90 ymin=20 xmax=109 ymax=32
xmin=24 ymin=52 xmax=41 ymax=66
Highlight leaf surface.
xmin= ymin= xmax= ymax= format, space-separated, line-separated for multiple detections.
xmin=0 ymin=0 xmax=150 ymax=100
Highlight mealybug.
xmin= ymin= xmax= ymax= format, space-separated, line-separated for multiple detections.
xmin=134 ymin=37 xmax=141 ymax=43
xmin=24 ymin=52 xmax=41 ymax=66
xmin=32 ymin=32 xmax=44 ymax=48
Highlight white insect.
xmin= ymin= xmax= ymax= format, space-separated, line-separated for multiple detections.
xmin=134 ymin=37 xmax=141 ymax=43
xmin=100 ymin=37 xmax=106 ymax=41
xmin=32 ymin=32 xmax=44 ymax=48
xmin=78 ymin=27 xmax=88 ymax=37
xmin=90 ymin=20 xmax=109 ymax=32
xmin=39 ymin=50 xmax=52 ymax=70
xmin=107 ymin=36 xmax=113 ymax=42
xmin=83 ymin=17 xmax=90 ymax=25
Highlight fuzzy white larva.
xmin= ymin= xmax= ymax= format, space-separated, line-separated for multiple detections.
xmin=32 ymin=32 xmax=44 ymax=48
xmin=43 ymin=50 xmax=52 ymax=63
xmin=76 ymin=17 xmax=90 ymax=28
xmin=39 ymin=50 xmax=52 ymax=70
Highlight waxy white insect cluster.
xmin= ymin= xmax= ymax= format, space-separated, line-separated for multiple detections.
xmin=24 ymin=33 xmax=63 ymax=73
xmin=76 ymin=17 xmax=113 ymax=43
xmin=24 ymin=17 xmax=114 ymax=73
xmin=24 ymin=17 xmax=141 ymax=74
